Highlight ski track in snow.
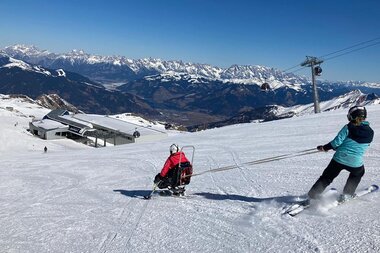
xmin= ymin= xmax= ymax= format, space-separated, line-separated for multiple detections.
xmin=1 ymin=105 xmax=380 ymax=252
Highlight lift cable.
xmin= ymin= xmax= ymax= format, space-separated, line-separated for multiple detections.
xmin=323 ymin=40 xmax=380 ymax=61
xmin=282 ymin=36 xmax=380 ymax=75
xmin=320 ymin=36 xmax=380 ymax=59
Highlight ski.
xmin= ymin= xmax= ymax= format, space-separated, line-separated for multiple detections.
xmin=328 ymin=184 xmax=379 ymax=210
xmin=143 ymin=186 xmax=186 ymax=200
xmin=158 ymin=189 xmax=186 ymax=197
xmin=283 ymin=199 xmax=310 ymax=217
xmin=144 ymin=191 xmax=188 ymax=199
xmin=283 ymin=188 xmax=338 ymax=217
xmin=283 ymin=184 xmax=379 ymax=217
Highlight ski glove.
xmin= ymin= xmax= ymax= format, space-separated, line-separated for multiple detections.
xmin=317 ymin=145 xmax=325 ymax=151
xmin=154 ymin=173 xmax=162 ymax=184
xmin=317 ymin=143 xmax=333 ymax=152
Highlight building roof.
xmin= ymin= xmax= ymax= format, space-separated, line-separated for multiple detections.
xmin=40 ymin=109 xmax=167 ymax=141
xmin=31 ymin=119 xmax=68 ymax=130
xmin=72 ymin=114 xmax=166 ymax=137
xmin=45 ymin=109 xmax=92 ymax=134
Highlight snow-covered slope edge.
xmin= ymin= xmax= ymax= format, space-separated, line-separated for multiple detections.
xmin=272 ymin=90 xmax=380 ymax=119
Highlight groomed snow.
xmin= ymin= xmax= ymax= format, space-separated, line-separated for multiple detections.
xmin=1 ymin=100 xmax=379 ymax=252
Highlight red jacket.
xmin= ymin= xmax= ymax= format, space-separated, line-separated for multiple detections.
xmin=160 ymin=151 xmax=190 ymax=177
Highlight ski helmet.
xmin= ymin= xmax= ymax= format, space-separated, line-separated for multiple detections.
xmin=347 ymin=106 xmax=367 ymax=121
xmin=170 ymin=143 xmax=179 ymax=154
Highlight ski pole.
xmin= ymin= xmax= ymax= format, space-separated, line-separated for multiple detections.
xmin=144 ymin=182 xmax=160 ymax=199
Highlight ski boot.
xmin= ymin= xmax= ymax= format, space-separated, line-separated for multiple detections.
xmin=159 ymin=189 xmax=173 ymax=196
xmin=171 ymin=186 xmax=186 ymax=196
xmin=337 ymin=193 xmax=355 ymax=203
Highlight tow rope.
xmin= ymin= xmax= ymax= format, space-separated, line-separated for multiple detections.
xmin=187 ymin=148 xmax=319 ymax=178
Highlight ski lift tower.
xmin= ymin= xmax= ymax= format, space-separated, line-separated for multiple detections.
xmin=301 ymin=56 xmax=324 ymax=113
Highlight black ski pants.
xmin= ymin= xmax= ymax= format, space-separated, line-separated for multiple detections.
xmin=157 ymin=167 xmax=181 ymax=189
xmin=308 ymin=159 xmax=365 ymax=199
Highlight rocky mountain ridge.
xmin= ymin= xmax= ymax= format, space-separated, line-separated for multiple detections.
xmin=1 ymin=45 xmax=308 ymax=87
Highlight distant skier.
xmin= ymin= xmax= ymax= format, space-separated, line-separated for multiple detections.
xmin=44 ymin=146 xmax=48 ymax=153
xmin=308 ymin=106 xmax=374 ymax=202
xmin=154 ymin=144 xmax=192 ymax=195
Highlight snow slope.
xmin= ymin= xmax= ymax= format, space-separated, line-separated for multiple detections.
xmin=1 ymin=101 xmax=380 ymax=252
xmin=273 ymin=89 xmax=380 ymax=118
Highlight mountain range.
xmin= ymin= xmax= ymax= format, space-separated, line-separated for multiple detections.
xmin=3 ymin=45 xmax=380 ymax=88
xmin=0 ymin=54 xmax=159 ymax=117
xmin=0 ymin=45 xmax=314 ymax=86
xmin=1 ymin=44 xmax=380 ymax=129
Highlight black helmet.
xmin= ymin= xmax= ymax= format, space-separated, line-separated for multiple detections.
xmin=347 ymin=106 xmax=367 ymax=121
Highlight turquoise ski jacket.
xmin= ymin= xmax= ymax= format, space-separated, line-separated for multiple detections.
xmin=324 ymin=121 xmax=374 ymax=168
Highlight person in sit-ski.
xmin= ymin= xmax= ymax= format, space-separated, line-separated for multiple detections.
xmin=154 ymin=144 xmax=191 ymax=195
xmin=308 ymin=106 xmax=374 ymax=202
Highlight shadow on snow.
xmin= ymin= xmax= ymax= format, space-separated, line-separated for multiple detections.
xmin=113 ymin=189 xmax=151 ymax=199
xmin=194 ymin=192 xmax=302 ymax=204
xmin=113 ymin=189 xmax=303 ymax=204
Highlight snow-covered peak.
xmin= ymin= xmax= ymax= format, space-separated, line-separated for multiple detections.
xmin=144 ymin=71 xmax=212 ymax=84
xmin=69 ymin=49 xmax=86 ymax=56
xmin=221 ymin=64 xmax=306 ymax=86
xmin=3 ymin=44 xmax=50 ymax=56
xmin=128 ymin=57 xmax=223 ymax=78
xmin=0 ymin=55 xmax=52 ymax=76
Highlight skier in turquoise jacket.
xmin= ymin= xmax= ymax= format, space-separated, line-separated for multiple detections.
xmin=308 ymin=106 xmax=374 ymax=200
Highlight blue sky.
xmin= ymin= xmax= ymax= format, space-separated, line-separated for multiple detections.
xmin=1 ymin=0 xmax=380 ymax=82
